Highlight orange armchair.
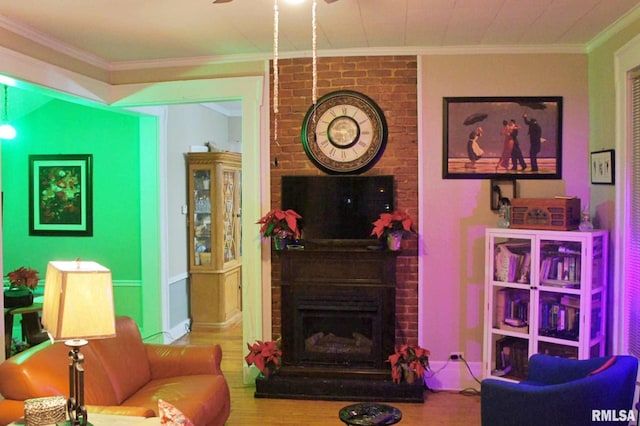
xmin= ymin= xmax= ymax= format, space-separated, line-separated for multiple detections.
xmin=0 ymin=316 xmax=230 ymax=426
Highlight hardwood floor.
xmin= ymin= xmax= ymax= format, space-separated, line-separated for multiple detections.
xmin=173 ymin=323 xmax=482 ymax=425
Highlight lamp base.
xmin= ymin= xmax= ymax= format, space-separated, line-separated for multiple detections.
xmin=63 ymin=340 xmax=90 ymax=426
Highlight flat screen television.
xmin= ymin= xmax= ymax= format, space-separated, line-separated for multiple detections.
xmin=281 ymin=175 xmax=394 ymax=241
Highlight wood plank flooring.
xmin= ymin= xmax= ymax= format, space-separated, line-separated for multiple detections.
xmin=173 ymin=323 xmax=482 ymax=425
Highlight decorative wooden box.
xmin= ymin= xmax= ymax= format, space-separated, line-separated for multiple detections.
xmin=510 ymin=198 xmax=581 ymax=231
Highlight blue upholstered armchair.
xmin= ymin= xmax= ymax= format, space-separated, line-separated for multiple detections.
xmin=481 ymin=354 xmax=638 ymax=426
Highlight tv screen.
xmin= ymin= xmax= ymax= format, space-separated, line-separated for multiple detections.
xmin=281 ymin=175 xmax=394 ymax=240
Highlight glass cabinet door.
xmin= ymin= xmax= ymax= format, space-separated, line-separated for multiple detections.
xmin=193 ymin=168 xmax=212 ymax=266
xmin=222 ymin=169 xmax=240 ymax=263
xmin=487 ymin=233 xmax=533 ymax=380
xmin=536 ymin=237 xmax=583 ymax=358
xmin=536 ymin=234 xmax=606 ymax=358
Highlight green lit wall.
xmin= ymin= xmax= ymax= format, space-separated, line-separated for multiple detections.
xmin=2 ymin=97 xmax=146 ymax=322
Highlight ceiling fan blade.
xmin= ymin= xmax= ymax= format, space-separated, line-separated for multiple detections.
xmin=212 ymin=0 xmax=337 ymax=4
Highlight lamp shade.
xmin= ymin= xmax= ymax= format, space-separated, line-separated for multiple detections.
xmin=42 ymin=260 xmax=116 ymax=341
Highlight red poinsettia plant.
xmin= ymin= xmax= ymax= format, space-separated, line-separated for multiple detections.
xmin=6 ymin=266 xmax=40 ymax=290
xmin=245 ymin=340 xmax=282 ymax=376
xmin=388 ymin=344 xmax=431 ymax=384
xmin=257 ymin=209 xmax=302 ymax=239
xmin=370 ymin=209 xmax=416 ymax=239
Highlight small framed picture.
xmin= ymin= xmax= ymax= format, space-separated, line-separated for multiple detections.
xmin=29 ymin=154 xmax=93 ymax=236
xmin=590 ymin=149 xmax=615 ymax=185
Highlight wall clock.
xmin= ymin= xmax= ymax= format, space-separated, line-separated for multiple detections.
xmin=301 ymin=90 xmax=388 ymax=174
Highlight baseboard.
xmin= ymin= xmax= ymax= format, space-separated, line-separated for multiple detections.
xmin=424 ymin=359 xmax=483 ymax=391
xmin=165 ymin=319 xmax=191 ymax=344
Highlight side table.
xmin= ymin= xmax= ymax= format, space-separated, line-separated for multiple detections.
xmin=339 ymin=402 xmax=403 ymax=425
xmin=4 ymin=303 xmax=44 ymax=359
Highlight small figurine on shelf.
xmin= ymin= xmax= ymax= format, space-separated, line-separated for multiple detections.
xmin=579 ymin=206 xmax=594 ymax=231
xmin=497 ymin=198 xmax=511 ymax=228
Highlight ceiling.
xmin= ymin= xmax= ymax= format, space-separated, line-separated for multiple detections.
xmin=1 ymin=0 xmax=639 ymax=119
xmin=0 ymin=0 xmax=639 ymax=68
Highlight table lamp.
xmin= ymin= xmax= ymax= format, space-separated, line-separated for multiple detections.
xmin=41 ymin=260 xmax=116 ymax=426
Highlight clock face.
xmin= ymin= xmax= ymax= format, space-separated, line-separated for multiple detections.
xmin=301 ymin=90 xmax=388 ymax=174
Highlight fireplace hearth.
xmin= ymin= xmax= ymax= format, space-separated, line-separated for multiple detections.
xmin=256 ymin=248 xmax=424 ymax=403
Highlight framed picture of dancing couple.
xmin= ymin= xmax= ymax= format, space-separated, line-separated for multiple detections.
xmin=442 ymin=96 xmax=563 ymax=179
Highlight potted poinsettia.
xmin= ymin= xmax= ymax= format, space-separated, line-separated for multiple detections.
xmin=4 ymin=266 xmax=40 ymax=308
xmin=388 ymin=344 xmax=430 ymax=384
xmin=257 ymin=209 xmax=302 ymax=250
xmin=245 ymin=340 xmax=282 ymax=378
xmin=370 ymin=209 xmax=416 ymax=250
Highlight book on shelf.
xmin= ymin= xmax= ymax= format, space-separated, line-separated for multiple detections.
xmin=495 ymin=288 xmax=529 ymax=331
xmin=538 ymin=296 xmax=580 ymax=338
xmin=495 ymin=242 xmax=531 ymax=283
xmin=499 ymin=321 xmax=529 ymax=334
xmin=539 ymin=256 xmax=581 ymax=284
xmin=560 ymin=294 xmax=580 ymax=309
xmin=495 ymin=288 xmax=507 ymax=327
xmin=494 ymin=337 xmax=528 ymax=379
xmin=540 ymin=278 xmax=580 ymax=289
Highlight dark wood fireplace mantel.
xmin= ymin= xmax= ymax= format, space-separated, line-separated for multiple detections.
xmin=255 ymin=247 xmax=424 ymax=402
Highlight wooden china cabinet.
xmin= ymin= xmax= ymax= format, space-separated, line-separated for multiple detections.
xmin=187 ymin=152 xmax=242 ymax=329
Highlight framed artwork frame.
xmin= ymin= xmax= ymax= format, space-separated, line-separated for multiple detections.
xmin=490 ymin=178 xmax=518 ymax=211
xmin=29 ymin=154 xmax=93 ymax=236
xmin=443 ymin=96 xmax=563 ymax=179
xmin=590 ymin=149 xmax=615 ymax=185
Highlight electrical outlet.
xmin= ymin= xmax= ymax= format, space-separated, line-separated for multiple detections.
xmin=449 ymin=352 xmax=464 ymax=361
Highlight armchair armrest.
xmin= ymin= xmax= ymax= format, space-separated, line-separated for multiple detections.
xmin=145 ymin=344 xmax=223 ymax=379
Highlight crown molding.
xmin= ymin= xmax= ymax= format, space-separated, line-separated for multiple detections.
xmin=0 ymin=15 xmax=110 ymax=70
xmin=112 ymin=44 xmax=587 ymax=71
xmin=0 ymin=13 xmax=589 ymax=75
xmin=587 ymin=3 xmax=640 ymax=53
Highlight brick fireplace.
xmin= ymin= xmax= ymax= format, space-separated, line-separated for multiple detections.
xmin=268 ymin=55 xmax=419 ymax=348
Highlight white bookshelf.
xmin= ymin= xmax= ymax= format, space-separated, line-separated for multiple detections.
xmin=483 ymin=228 xmax=608 ymax=381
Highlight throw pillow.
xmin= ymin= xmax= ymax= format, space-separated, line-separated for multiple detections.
xmin=587 ymin=356 xmax=616 ymax=376
xmin=158 ymin=399 xmax=195 ymax=426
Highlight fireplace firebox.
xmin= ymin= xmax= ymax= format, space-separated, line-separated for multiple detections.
xmin=281 ymin=249 xmax=395 ymax=377
xmin=295 ymin=287 xmax=383 ymax=368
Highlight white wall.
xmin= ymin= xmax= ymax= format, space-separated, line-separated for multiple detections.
xmin=165 ymin=103 xmax=239 ymax=280
xmin=419 ymin=53 xmax=590 ymax=389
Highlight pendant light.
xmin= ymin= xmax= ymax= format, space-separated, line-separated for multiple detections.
xmin=0 ymin=85 xmax=16 ymax=140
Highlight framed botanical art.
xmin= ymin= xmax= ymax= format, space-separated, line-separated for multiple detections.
xmin=590 ymin=149 xmax=615 ymax=185
xmin=443 ymin=96 xmax=563 ymax=179
xmin=29 ymin=154 xmax=93 ymax=236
